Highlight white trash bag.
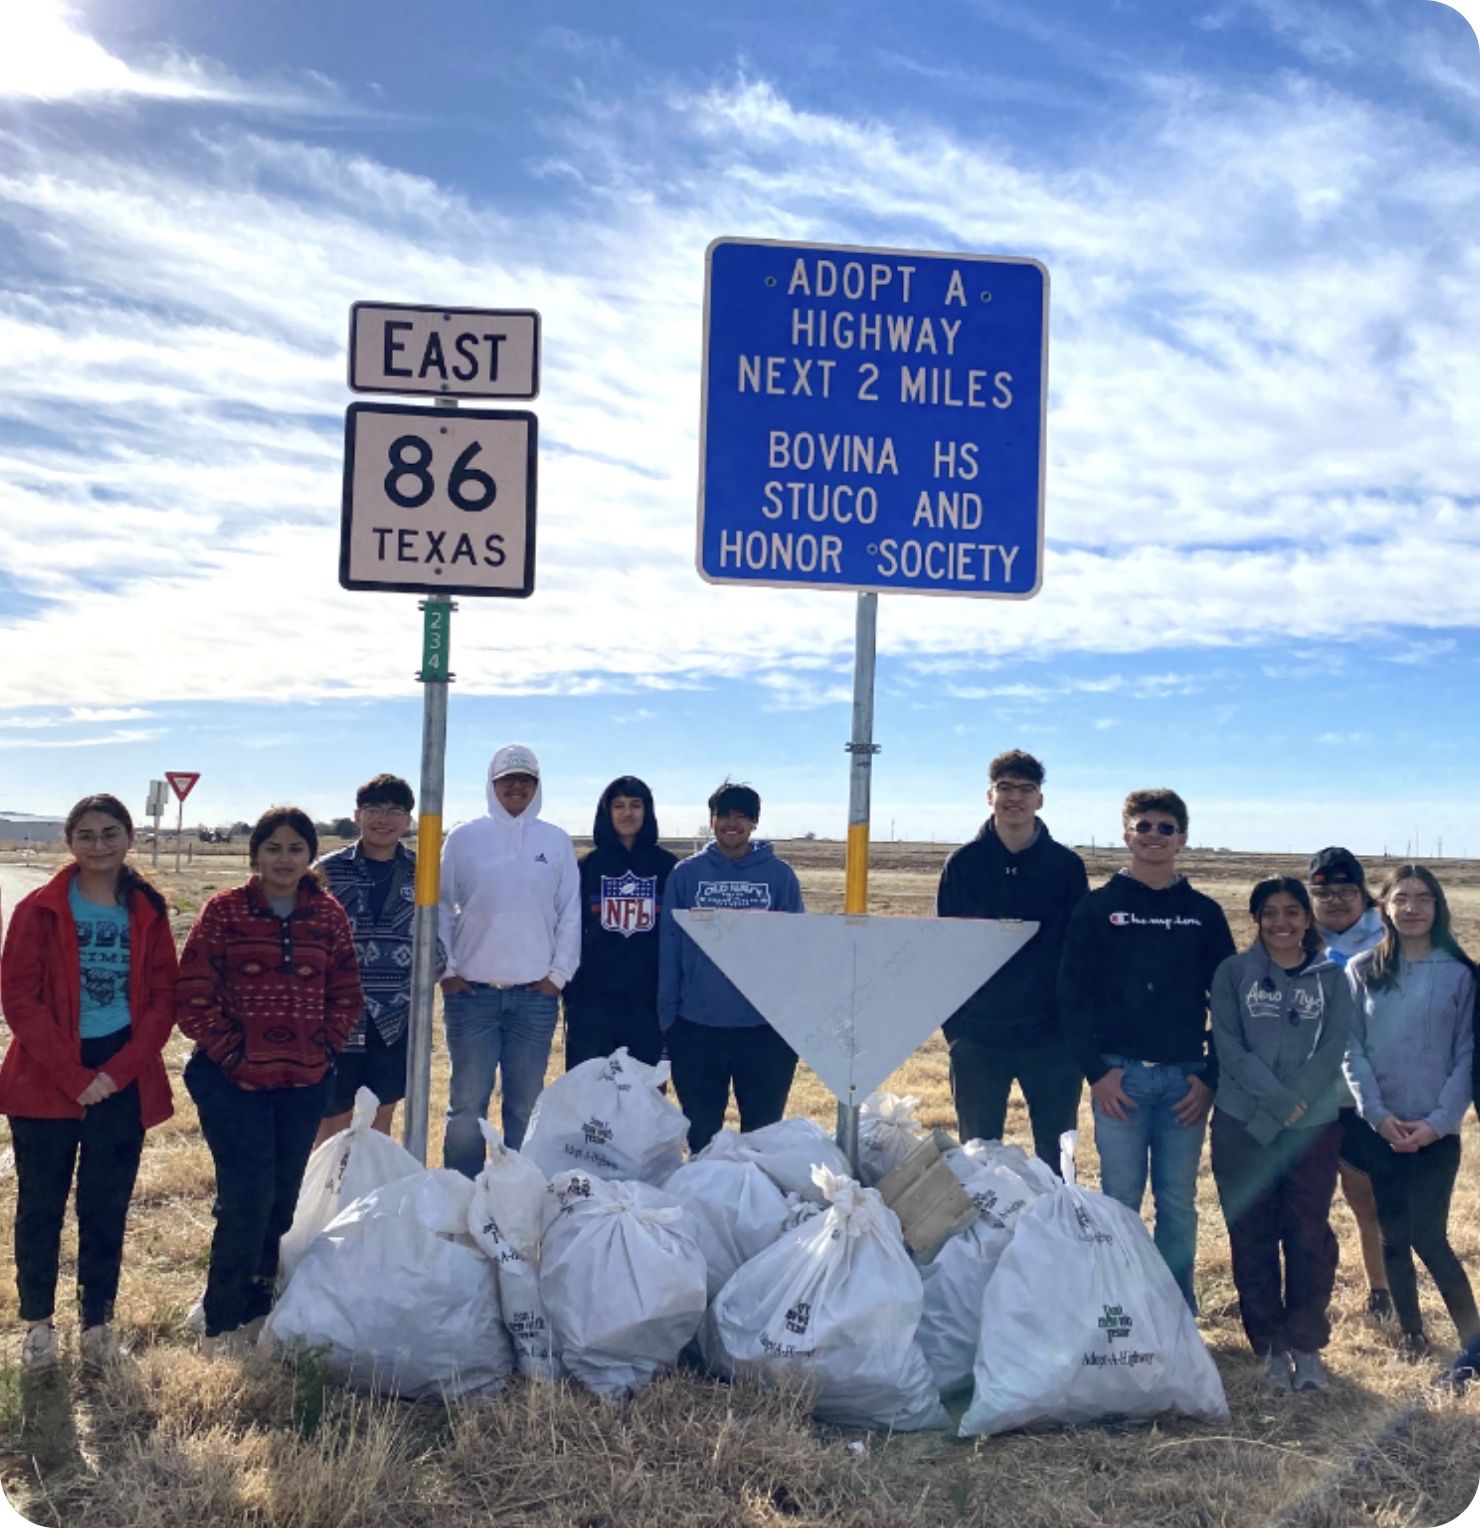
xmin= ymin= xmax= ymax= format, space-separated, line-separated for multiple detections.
xmin=732 ymin=1117 xmax=851 ymax=1203
xmin=277 ymin=1086 xmax=422 ymax=1290
xmin=857 ymin=1091 xmax=926 ymax=1186
xmin=522 ymin=1048 xmax=689 ymax=1185
xmin=782 ymin=1191 xmax=825 ymax=1230
xmin=467 ymin=1120 xmax=562 ymax=1380
xmin=539 ymin=1171 xmax=707 ymax=1399
xmin=705 ymin=1166 xmax=949 ymax=1433
xmin=263 ymin=1169 xmax=514 ymax=1399
xmin=663 ymin=1130 xmax=791 ymax=1301
xmin=959 ymin=1133 xmax=1229 ymax=1437
xmin=945 ymin=1137 xmax=1060 ymax=1197
xmin=917 ymin=1161 xmax=1047 ymax=1395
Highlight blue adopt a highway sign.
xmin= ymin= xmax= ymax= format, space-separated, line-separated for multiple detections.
xmin=698 ymin=238 xmax=1047 ymax=599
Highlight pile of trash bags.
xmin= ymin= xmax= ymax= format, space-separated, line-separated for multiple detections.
xmin=263 ymin=1075 xmax=1228 ymax=1435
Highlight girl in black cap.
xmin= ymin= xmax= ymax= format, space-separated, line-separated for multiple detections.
xmin=1308 ymin=846 xmax=1391 ymax=1321
xmin=563 ymin=777 xmax=678 ymax=1069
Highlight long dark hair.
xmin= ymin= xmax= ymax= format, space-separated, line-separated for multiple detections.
xmin=1248 ymin=875 xmax=1322 ymax=958
xmin=248 ymin=806 xmax=325 ymax=891
xmin=1363 ymin=864 xmax=1472 ymax=991
xmin=63 ymin=793 xmax=166 ymax=916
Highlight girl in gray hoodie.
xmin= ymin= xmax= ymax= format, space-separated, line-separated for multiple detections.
xmin=1210 ymin=876 xmax=1353 ymax=1395
xmin=1344 ymin=865 xmax=1478 ymax=1365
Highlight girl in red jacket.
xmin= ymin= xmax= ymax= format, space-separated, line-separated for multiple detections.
xmin=176 ymin=806 xmax=363 ymax=1358
xmin=0 ymin=794 xmax=178 ymax=1370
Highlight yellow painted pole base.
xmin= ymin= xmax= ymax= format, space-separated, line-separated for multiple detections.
xmin=844 ymin=821 xmax=870 ymax=915
xmin=414 ymin=814 xmax=443 ymax=905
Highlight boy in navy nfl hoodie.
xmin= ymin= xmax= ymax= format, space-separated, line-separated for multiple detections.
xmin=658 ymin=782 xmax=804 ymax=1151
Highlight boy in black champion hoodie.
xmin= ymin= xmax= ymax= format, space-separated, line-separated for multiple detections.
xmin=937 ymin=750 xmax=1089 ymax=1170
xmin=1057 ymin=788 xmax=1235 ymax=1311
xmin=562 ymin=776 xmax=678 ymax=1070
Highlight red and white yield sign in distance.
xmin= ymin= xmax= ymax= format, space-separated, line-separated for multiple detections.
xmin=165 ymin=772 xmax=200 ymax=802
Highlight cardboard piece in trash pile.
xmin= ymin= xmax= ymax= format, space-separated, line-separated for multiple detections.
xmin=876 ymin=1135 xmax=976 ymax=1260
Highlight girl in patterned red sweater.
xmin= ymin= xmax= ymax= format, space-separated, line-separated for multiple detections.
xmin=176 ymin=806 xmax=362 ymax=1356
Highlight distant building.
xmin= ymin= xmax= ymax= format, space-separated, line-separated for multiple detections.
xmin=0 ymin=811 xmax=67 ymax=843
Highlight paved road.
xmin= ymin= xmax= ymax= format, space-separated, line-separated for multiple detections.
xmin=0 ymin=863 xmax=50 ymax=944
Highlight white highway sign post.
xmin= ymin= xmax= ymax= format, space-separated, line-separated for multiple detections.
xmin=340 ymin=302 xmax=542 ymax=1165
xmin=349 ymin=303 xmax=540 ymax=400
xmin=695 ymin=237 xmax=1049 ymax=1165
xmin=145 ymin=779 xmax=167 ymax=869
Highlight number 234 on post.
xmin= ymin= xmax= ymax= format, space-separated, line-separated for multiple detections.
xmin=338 ymin=401 xmax=538 ymax=597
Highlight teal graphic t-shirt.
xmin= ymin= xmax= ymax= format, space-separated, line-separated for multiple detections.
xmin=68 ymin=882 xmax=132 ymax=1039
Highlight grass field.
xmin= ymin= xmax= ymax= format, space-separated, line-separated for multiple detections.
xmin=1 ymin=839 xmax=1478 ymax=1527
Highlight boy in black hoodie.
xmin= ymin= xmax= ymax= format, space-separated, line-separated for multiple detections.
xmin=1058 ymin=788 xmax=1235 ymax=1311
xmin=562 ymin=777 xmax=678 ymax=1069
xmin=936 ymin=750 xmax=1089 ymax=1170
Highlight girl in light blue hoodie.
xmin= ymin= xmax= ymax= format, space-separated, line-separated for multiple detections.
xmin=1344 ymin=865 xmax=1479 ymax=1364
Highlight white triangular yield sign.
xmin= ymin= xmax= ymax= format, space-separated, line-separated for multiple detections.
xmin=165 ymin=772 xmax=200 ymax=801
xmin=676 ymin=911 xmax=1039 ymax=1101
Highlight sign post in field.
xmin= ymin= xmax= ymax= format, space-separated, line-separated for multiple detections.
xmin=164 ymin=772 xmax=200 ymax=874
xmin=342 ymin=302 xmax=541 ymax=1164
xmin=145 ymin=779 xmax=167 ymax=869
xmin=698 ymin=238 xmax=1049 ymax=1162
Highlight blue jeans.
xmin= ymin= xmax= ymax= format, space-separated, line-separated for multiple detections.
xmin=442 ymin=986 xmax=559 ymax=1176
xmin=1092 ymin=1054 xmax=1208 ymax=1312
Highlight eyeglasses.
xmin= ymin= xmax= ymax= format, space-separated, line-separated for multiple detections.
xmin=360 ymin=806 xmax=410 ymax=822
xmin=72 ymin=828 xmax=126 ymax=848
xmin=1130 ymin=821 xmax=1179 ymax=837
xmin=1390 ymin=894 xmax=1437 ymax=910
xmin=1311 ymin=886 xmax=1361 ymax=903
xmin=990 ymin=782 xmax=1039 ymax=798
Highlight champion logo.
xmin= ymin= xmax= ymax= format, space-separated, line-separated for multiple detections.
xmin=1109 ymin=910 xmax=1203 ymax=929
xmin=534 ymin=853 xmax=548 ymax=863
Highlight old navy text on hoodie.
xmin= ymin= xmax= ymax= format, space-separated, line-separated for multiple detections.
xmin=438 ymin=770 xmax=582 ymax=987
xmin=658 ymin=840 xmax=805 ymax=1030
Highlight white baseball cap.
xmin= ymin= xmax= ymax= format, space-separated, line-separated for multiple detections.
xmin=491 ymin=744 xmax=540 ymax=781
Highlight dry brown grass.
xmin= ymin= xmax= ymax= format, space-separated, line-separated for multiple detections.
xmin=1 ymin=843 xmax=1479 ymax=1526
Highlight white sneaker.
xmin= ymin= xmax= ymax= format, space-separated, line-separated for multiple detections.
xmin=79 ymin=1324 xmax=121 ymax=1367
xmin=21 ymin=1322 xmax=58 ymax=1371
xmin=1290 ymin=1350 xmax=1329 ymax=1391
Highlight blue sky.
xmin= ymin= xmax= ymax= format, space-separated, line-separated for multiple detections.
xmin=1 ymin=0 xmax=1478 ymax=854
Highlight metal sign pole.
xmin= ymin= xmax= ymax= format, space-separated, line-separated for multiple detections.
xmin=174 ymin=798 xmax=184 ymax=875
xmin=404 ymin=592 xmax=452 ymax=1165
xmin=837 ymin=591 xmax=880 ymax=1171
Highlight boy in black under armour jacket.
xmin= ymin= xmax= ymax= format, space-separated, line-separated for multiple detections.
xmin=936 ymin=750 xmax=1089 ymax=1170
xmin=563 ymin=776 xmax=678 ymax=1070
xmin=1057 ymin=788 xmax=1235 ymax=1311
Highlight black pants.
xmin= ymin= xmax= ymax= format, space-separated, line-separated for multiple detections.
xmin=1210 ymin=1110 xmax=1341 ymax=1355
xmin=947 ymin=1033 xmax=1083 ymax=1173
xmin=1350 ymin=1123 xmax=1480 ymax=1345
xmin=9 ymin=1027 xmax=144 ymax=1327
xmin=563 ymin=992 xmax=665 ymax=1071
xmin=185 ymin=1050 xmax=330 ymax=1337
xmin=665 ymin=1019 xmax=797 ymax=1154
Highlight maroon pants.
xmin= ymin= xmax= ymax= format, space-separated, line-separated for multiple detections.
xmin=1210 ymin=1110 xmax=1341 ymax=1355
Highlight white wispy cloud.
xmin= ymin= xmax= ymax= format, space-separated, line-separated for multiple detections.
xmin=0 ymin=0 xmax=346 ymax=110
xmin=0 ymin=20 xmax=1477 ymax=715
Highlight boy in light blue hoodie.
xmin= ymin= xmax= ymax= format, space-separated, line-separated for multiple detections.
xmin=658 ymin=782 xmax=805 ymax=1151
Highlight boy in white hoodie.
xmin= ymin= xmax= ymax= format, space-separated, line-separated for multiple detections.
xmin=438 ymin=745 xmax=580 ymax=1174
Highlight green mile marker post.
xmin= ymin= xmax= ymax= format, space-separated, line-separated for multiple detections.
xmin=405 ymin=592 xmax=453 ymax=1164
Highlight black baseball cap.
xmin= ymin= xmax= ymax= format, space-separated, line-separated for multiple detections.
xmin=1309 ymin=846 xmax=1365 ymax=889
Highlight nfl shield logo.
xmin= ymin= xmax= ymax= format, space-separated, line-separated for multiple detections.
xmin=601 ymin=872 xmax=657 ymax=938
